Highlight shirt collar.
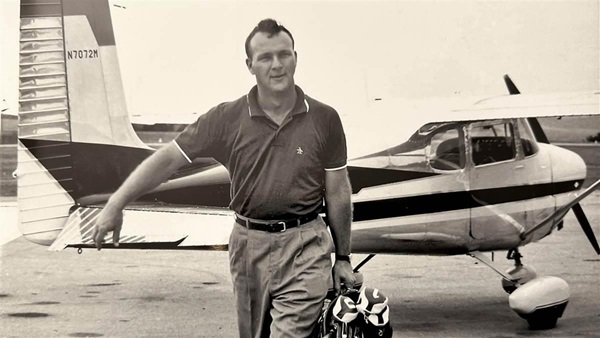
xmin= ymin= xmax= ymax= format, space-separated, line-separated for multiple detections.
xmin=246 ymin=85 xmax=310 ymax=118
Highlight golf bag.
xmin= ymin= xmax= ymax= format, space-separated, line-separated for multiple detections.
xmin=313 ymin=287 xmax=393 ymax=338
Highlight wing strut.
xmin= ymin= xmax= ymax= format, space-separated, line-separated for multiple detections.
xmin=353 ymin=253 xmax=376 ymax=272
xmin=520 ymin=178 xmax=600 ymax=255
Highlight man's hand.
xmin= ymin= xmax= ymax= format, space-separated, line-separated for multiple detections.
xmin=92 ymin=206 xmax=123 ymax=250
xmin=333 ymin=260 xmax=356 ymax=295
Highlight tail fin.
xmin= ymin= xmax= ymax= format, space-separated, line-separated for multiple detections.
xmin=17 ymin=0 xmax=150 ymax=245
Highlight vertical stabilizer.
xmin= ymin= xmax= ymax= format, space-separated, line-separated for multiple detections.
xmin=17 ymin=0 xmax=149 ymax=245
xmin=19 ymin=0 xmax=147 ymax=146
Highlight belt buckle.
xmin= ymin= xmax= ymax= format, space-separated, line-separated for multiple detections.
xmin=274 ymin=221 xmax=286 ymax=232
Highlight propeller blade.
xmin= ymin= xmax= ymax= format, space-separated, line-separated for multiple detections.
xmin=502 ymin=75 xmax=550 ymax=143
xmin=526 ymin=117 xmax=550 ymax=144
xmin=572 ymin=203 xmax=600 ymax=255
xmin=503 ymin=74 xmax=521 ymax=95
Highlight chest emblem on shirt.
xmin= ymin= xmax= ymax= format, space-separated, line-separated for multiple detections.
xmin=296 ymin=146 xmax=304 ymax=155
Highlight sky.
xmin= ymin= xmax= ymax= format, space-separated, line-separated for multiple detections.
xmin=1 ymin=0 xmax=598 ymax=122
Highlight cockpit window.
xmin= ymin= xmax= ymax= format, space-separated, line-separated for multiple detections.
xmin=386 ymin=123 xmax=465 ymax=172
xmin=517 ymin=119 xmax=539 ymax=157
xmin=429 ymin=128 xmax=465 ymax=170
xmin=470 ymin=122 xmax=516 ymax=166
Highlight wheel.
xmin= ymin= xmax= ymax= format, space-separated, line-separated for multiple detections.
xmin=502 ymin=278 xmax=518 ymax=294
xmin=527 ymin=316 xmax=558 ymax=330
xmin=508 ymin=277 xmax=569 ymax=331
xmin=502 ymin=264 xmax=537 ymax=294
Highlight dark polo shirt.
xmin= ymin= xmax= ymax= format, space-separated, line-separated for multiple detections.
xmin=174 ymin=85 xmax=347 ymax=220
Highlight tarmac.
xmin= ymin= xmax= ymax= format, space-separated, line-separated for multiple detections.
xmin=1 ymin=193 xmax=599 ymax=338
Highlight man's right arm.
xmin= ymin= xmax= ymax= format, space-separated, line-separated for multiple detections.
xmin=92 ymin=142 xmax=190 ymax=249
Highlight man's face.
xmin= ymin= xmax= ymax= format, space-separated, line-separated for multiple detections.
xmin=246 ymin=32 xmax=297 ymax=94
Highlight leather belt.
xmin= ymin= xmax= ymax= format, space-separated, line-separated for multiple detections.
xmin=235 ymin=213 xmax=318 ymax=233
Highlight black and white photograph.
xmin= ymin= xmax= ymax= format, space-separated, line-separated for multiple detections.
xmin=1 ymin=0 xmax=599 ymax=337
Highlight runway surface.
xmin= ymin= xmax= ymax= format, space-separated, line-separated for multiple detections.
xmin=1 ymin=193 xmax=599 ymax=337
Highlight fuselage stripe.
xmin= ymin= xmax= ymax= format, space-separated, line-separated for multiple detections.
xmin=352 ymin=180 xmax=582 ymax=222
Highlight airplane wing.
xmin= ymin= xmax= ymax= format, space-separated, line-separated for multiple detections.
xmin=447 ymin=91 xmax=599 ymax=120
xmin=346 ymin=91 xmax=599 ymax=158
xmin=373 ymin=91 xmax=599 ymax=122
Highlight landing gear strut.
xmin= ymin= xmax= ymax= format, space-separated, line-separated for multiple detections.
xmin=501 ymin=248 xmax=537 ymax=294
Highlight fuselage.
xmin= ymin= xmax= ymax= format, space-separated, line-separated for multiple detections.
xmin=23 ymin=118 xmax=587 ymax=254
xmin=347 ymin=119 xmax=586 ymax=254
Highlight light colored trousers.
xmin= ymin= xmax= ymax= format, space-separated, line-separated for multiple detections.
xmin=228 ymin=216 xmax=333 ymax=338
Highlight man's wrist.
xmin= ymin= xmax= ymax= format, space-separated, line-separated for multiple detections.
xmin=107 ymin=193 xmax=129 ymax=211
xmin=106 ymin=200 xmax=123 ymax=212
xmin=335 ymin=254 xmax=351 ymax=263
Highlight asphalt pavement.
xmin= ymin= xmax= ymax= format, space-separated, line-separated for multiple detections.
xmin=1 ymin=193 xmax=599 ymax=337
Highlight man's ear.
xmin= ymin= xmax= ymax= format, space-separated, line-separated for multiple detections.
xmin=246 ymin=58 xmax=254 ymax=75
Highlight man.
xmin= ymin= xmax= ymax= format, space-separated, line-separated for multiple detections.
xmin=93 ymin=19 xmax=355 ymax=337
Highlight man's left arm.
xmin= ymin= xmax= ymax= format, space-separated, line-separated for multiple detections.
xmin=325 ymin=168 xmax=356 ymax=294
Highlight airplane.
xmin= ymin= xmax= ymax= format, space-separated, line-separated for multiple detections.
xmin=14 ymin=0 xmax=600 ymax=331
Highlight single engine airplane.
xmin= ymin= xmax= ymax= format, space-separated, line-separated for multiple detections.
xmin=14 ymin=0 xmax=600 ymax=331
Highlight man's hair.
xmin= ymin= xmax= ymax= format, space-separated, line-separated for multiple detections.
xmin=245 ymin=19 xmax=295 ymax=59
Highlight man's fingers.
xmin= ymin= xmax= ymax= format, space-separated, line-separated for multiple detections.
xmin=113 ymin=225 xmax=121 ymax=247
xmin=333 ymin=275 xmax=341 ymax=295
xmin=91 ymin=226 xmax=98 ymax=243
xmin=344 ymin=279 xmax=354 ymax=289
xmin=94 ymin=228 xmax=106 ymax=250
xmin=346 ymin=273 xmax=357 ymax=288
xmin=92 ymin=208 xmax=124 ymax=250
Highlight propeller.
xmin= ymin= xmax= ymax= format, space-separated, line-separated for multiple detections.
xmin=503 ymin=74 xmax=521 ymax=95
xmin=503 ymin=74 xmax=550 ymax=144
xmin=504 ymin=74 xmax=599 ymax=255
xmin=572 ymin=203 xmax=600 ymax=255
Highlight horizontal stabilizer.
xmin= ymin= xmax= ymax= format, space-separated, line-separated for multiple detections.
xmin=49 ymin=205 xmax=234 ymax=251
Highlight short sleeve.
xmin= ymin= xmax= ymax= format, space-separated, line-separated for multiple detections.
xmin=324 ymin=110 xmax=347 ymax=171
xmin=173 ymin=105 xmax=225 ymax=163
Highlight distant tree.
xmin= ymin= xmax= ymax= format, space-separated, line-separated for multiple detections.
xmin=586 ymin=132 xmax=600 ymax=143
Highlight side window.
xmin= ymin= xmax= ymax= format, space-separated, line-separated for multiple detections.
xmin=429 ymin=128 xmax=465 ymax=170
xmin=517 ymin=119 xmax=539 ymax=157
xmin=389 ymin=147 xmax=428 ymax=171
xmin=387 ymin=123 xmax=464 ymax=173
xmin=470 ymin=122 xmax=516 ymax=166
